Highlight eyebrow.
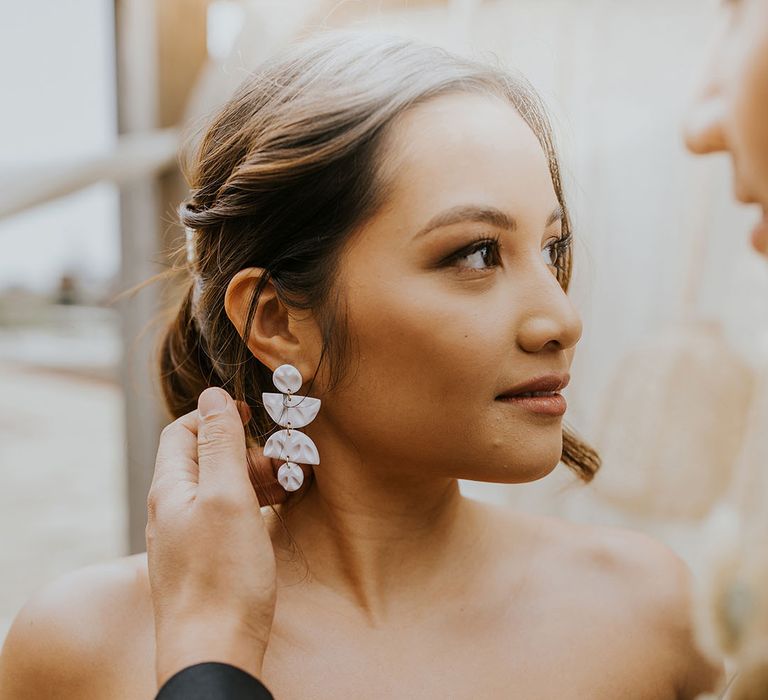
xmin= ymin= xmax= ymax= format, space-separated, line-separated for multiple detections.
xmin=413 ymin=204 xmax=563 ymax=240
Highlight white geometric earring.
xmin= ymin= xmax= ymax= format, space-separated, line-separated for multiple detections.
xmin=262 ymin=363 xmax=321 ymax=492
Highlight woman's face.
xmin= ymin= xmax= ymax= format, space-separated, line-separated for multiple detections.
xmin=685 ymin=0 xmax=768 ymax=254
xmin=320 ymin=92 xmax=582 ymax=485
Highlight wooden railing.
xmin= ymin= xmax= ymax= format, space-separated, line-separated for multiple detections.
xmin=0 ymin=128 xmax=179 ymax=221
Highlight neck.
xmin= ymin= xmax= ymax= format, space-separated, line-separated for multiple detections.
xmin=269 ymin=440 xmax=489 ymax=622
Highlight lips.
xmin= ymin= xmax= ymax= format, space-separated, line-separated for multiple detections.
xmin=496 ymin=373 xmax=570 ymax=399
xmin=752 ymin=209 xmax=768 ymax=255
xmin=495 ymin=374 xmax=569 ymax=417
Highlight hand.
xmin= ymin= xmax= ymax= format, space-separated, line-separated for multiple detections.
xmin=146 ymin=387 xmax=277 ymax=689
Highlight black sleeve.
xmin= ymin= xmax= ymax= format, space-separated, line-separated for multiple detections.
xmin=155 ymin=662 xmax=275 ymax=700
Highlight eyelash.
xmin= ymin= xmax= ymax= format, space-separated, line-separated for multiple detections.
xmin=445 ymin=232 xmax=573 ymax=273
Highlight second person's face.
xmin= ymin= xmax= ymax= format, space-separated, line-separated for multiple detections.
xmin=684 ymin=0 xmax=768 ymax=255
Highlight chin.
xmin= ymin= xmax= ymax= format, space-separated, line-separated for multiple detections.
xmin=517 ymin=460 xmax=561 ymax=484
xmin=461 ymin=446 xmax=563 ymax=485
xmin=512 ymin=453 xmax=562 ymax=483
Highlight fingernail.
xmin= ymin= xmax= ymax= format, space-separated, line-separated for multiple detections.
xmin=199 ymin=388 xmax=228 ymax=417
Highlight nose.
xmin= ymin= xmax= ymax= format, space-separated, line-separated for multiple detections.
xmin=683 ymin=13 xmax=731 ymax=156
xmin=684 ymin=93 xmax=728 ymax=155
xmin=516 ymin=272 xmax=583 ymax=355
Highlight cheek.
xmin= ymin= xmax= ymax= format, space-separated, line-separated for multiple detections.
xmin=349 ymin=275 xmax=510 ymax=406
xmin=324 ymin=268 xmax=509 ymax=459
xmin=326 ymin=269 xmax=563 ymax=482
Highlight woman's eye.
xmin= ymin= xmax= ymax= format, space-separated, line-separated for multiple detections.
xmin=542 ymin=241 xmax=559 ymax=267
xmin=450 ymin=237 xmax=501 ymax=271
xmin=444 ymin=233 xmax=571 ymax=273
xmin=542 ymin=235 xmax=572 ymax=270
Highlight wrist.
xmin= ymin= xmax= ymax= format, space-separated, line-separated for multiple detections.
xmin=155 ymin=616 xmax=269 ymax=689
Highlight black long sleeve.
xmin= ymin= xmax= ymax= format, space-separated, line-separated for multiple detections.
xmin=155 ymin=662 xmax=275 ymax=700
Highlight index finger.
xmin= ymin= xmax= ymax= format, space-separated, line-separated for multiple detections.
xmin=151 ymin=409 xmax=201 ymax=498
xmin=151 ymin=401 xmax=252 ymax=497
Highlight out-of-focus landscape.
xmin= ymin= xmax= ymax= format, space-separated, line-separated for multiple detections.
xmin=0 ymin=1 xmax=124 ymax=640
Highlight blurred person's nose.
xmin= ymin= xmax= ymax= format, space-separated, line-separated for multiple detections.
xmin=684 ymin=80 xmax=728 ymax=156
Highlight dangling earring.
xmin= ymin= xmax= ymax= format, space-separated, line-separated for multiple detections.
xmin=262 ymin=363 xmax=321 ymax=492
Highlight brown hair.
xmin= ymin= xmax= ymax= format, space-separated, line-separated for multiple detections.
xmin=159 ymin=30 xmax=601 ymax=484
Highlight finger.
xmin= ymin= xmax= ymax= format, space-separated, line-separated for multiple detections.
xmin=247 ymin=454 xmax=313 ymax=505
xmin=196 ymin=387 xmax=253 ymax=499
xmin=246 ymin=446 xmax=281 ymax=501
xmin=151 ymin=408 xmax=202 ymax=495
xmin=246 ymin=448 xmax=287 ymax=505
xmin=253 ymin=481 xmax=289 ymax=506
xmin=235 ymin=400 xmax=252 ymax=425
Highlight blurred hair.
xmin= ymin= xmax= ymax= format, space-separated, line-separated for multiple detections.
xmin=159 ymin=30 xmax=600 ymax=488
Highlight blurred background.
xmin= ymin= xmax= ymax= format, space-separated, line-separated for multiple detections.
xmin=2 ymin=0 xmax=768 ymax=658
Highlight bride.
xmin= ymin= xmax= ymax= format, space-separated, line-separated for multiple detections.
xmin=0 ymin=31 xmax=724 ymax=699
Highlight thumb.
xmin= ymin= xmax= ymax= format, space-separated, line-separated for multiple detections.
xmin=196 ymin=387 xmax=251 ymax=497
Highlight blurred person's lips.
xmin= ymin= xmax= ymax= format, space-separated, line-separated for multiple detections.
xmin=733 ymin=179 xmax=756 ymax=205
xmin=730 ymin=179 xmax=768 ymax=256
xmin=752 ymin=208 xmax=768 ymax=256
xmin=496 ymin=374 xmax=570 ymax=417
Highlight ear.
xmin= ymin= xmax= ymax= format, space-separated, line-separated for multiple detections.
xmin=224 ymin=267 xmax=318 ymax=381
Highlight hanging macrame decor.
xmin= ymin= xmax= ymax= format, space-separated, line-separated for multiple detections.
xmin=592 ymin=320 xmax=754 ymax=520
xmin=591 ymin=167 xmax=756 ymax=520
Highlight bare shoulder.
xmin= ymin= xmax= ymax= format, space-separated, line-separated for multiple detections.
xmin=545 ymin=514 xmax=726 ymax=699
xmin=0 ymin=553 xmax=154 ymax=700
xmin=499 ymin=509 xmax=693 ymax=607
xmin=473 ymin=502 xmax=725 ymax=698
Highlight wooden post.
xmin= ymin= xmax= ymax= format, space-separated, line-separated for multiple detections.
xmin=114 ymin=0 xmax=209 ymax=554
